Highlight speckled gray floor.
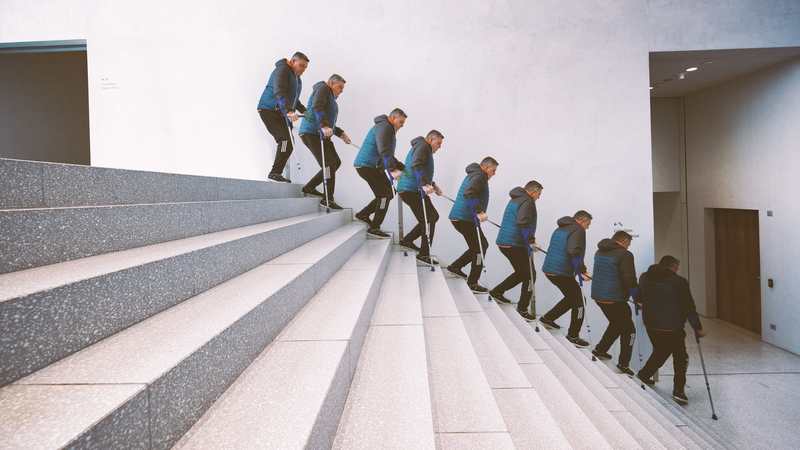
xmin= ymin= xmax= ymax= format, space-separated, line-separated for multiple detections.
xmin=645 ymin=318 xmax=800 ymax=450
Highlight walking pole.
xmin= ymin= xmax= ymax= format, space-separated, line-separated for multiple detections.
xmin=278 ymin=103 xmax=303 ymax=184
xmin=527 ymin=253 xmax=540 ymax=332
xmin=413 ymin=170 xmax=435 ymax=271
xmin=314 ymin=111 xmax=330 ymax=213
xmin=468 ymin=199 xmax=491 ymax=302
xmin=689 ymin=316 xmax=718 ymax=420
xmin=630 ymin=300 xmax=645 ymax=389
xmin=574 ymin=259 xmax=596 ymax=360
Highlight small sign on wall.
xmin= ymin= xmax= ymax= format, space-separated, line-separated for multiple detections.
xmin=101 ymin=78 xmax=119 ymax=90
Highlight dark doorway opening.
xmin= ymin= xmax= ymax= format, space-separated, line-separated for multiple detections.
xmin=0 ymin=40 xmax=90 ymax=165
xmin=714 ymin=208 xmax=761 ymax=334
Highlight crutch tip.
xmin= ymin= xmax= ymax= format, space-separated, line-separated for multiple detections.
xmin=403 ymin=251 xmax=408 ymax=257
xmin=534 ymin=326 xmax=540 ymax=332
xmin=591 ymin=356 xmax=597 ymax=361
xmin=712 ymin=414 xmax=718 ymax=420
xmin=431 ymin=266 xmax=435 ymax=272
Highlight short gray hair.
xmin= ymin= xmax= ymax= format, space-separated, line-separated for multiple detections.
xmin=426 ymin=130 xmax=443 ymax=140
xmin=612 ymin=230 xmax=632 ymax=243
xmin=524 ymin=180 xmax=543 ymax=192
xmin=328 ymin=74 xmax=346 ymax=84
xmin=573 ymin=210 xmax=592 ymax=222
xmin=291 ymin=52 xmax=309 ymax=62
xmin=480 ymin=157 xmax=498 ymax=168
xmin=390 ymin=108 xmax=407 ymax=119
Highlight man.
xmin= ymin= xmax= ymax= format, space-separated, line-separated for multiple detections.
xmin=490 ymin=181 xmax=543 ymax=321
xmin=396 ymin=130 xmax=444 ymax=265
xmin=590 ymin=230 xmax=638 ymax=376
xmin=257 ymin=52 xmax=309 ymax=183
xmin=298 ymin=74 xmax=351 ymax=210
xmin=446 ymin=157 xmax=498 ymax=293
xmin=353 ymin=109 xmax=408 ymax=238
xmin=539 ymin=210 xmax=593 ymax=348
xmin=637 ymin=255 xmax=707 ymax=403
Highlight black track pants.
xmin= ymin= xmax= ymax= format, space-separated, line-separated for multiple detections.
xmin=301 ymin=133 xmax=341 ymax=199
xmin=259 ymin=109 xmax=294 ymax=176
xmin=450 ymin=219 xmax=488 ymax=285
xmin=494 ymin=246 xmax=537 ymax=313
xmin=356 ymin=167 xmax=394 ymax=228
xmin=640 ymin=328 xmax=689 ymax=392
xmin=399 ymin=191 xmax=438 ymax=256
xmin=595 ymin=301 xmax=636 ymax=367
xmin=542 ymin=274 xmax=585 ymax=337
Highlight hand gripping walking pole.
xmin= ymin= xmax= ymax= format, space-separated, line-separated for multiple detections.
xmin=278 ymin=101 xmax=303 ymax=184
xmin=314 ymin=111 xmax=330 ymax=213
xmin=442 ymin=195 xmax=503 ymax=228
xmin=414 ymin=170 xmax=435 ymax=271
xmin=468 ymin=198 xmax=491 ymax=302
xmin=689 ymin=315 xmax=718 ymax=420
xmin=574 ymin=258 xmax=596 ymax=360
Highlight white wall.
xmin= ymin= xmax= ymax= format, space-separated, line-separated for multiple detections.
xmin=2 ymin=0 xmax=799 ymax=353
xmin=683 ymin=56 xmax=800 ymax=354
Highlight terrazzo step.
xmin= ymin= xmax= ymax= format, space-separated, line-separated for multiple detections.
xmin=0 ymin=210 xmax=351 ymax=387
xmin=550 ymin=334 xmax=689 ymax=450
xmin=0 ymin=222 xmax=366 ymax=450
xmin=173 ymin=238 xmax=391 ymax=450
xmin=622 ymin=375 xmax=733 ymax=450
xmin=0 ymin=157 xmax=302 ymax=210
xmin=333 ymin=249 xmax=435 ymax=449
xmin=417 ymin=267 xmax=514 ymax=448
xmin=443 ymin=276 xmax=572 ymax=450
xmin=0 ymin=197 xmax=322 ymax=274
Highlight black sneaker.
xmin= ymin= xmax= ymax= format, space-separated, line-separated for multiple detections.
xmin=518 ymin=310 xmax=536 ymax=321
xmin=566 ymin=335 xmax=590 ymax=348
xmin=489 ymin=290 xmax=511 ymax=303
xmin=592 ymin=349 xmax=612 ymax=360
xmin=446 ymin=265 xmax=468 ymax=279
xmin=617 ymin=364 xmax=635 ymax=377
xmin=367 ymin=228 xmax=390 ymax=239
xmin=636 ymin=373 xmax=655 ymax=385
xmin=468 ymin=284 xmax=488 ymax=294
xmin=539 ymin=317 xmax=561 ymax=329
xmin=354 ymin=212 xmax=372 ymax=226
xmin=671 ymin=390 xmax=688 ymax=403
xmin=416 ymin=254 xmax=439 ymax=265
xmin=268 ymin=173 xmax=291 ymax=183
xmin=302 ymin=186 xmax=324 ymax=197
xmin=319 ymin=199 xmax=344 ymax=210
xmin=399 ymin=239 xmax=420 ymax=252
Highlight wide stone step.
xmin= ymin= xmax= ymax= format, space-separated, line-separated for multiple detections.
xmin=333 ymin=249 xmax=435 ymax=449
xmin=173 ymin=238 xmax=390 ymax=450
xmin=444 ymin=276 xmax=572 ymax=449
xmin=418 ymin=267 xmax=513 ymax=448
xmin=0 ymin=197 xmax=322 ymax=273
xmin=0 ymin=157 xmax=302 ymax=210
xmin=0 ymin=222 xmax=365 ymax=450
xmin=0 ymin=210 xmax=350 ymax=386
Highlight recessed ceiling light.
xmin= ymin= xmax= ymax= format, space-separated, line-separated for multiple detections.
xmin=701 ymin=61 xmax=714 ymax=65
xmin=677 ymin=73 xmax=685 ymax=80
xmin=686 ymin=67 xmax=698 ymax=72
xmin=650 ymin=86 xmax=654 ymax=90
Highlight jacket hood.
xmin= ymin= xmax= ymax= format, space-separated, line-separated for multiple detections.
xmin=275 ymin=58 xmax=289 ymax=69
xmin=312 ymin=80 xmax=329 ymax=91
xmin=597 ymin=238 xmax=622 ymax=251
xmin=509 ymin=187 xmax=529 ymax=199
xmin=645 ymin=263 xmax=675 ymax=279
xmin=411 ymin=136 xmax=427 ymax=147
xmin=465 ymin=162 xmax=484 ymax=175
xmin=374 ymin=114 xmax=390 ymax=125
xmin=557 ymin=216 xmax=578 ymax=227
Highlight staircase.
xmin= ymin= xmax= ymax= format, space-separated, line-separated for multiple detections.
xmin=0 ymin=158 xmax=737 ymax=449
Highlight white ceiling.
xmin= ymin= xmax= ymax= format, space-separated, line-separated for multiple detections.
xmin=649 ymin=47 xmax=800 ymax=98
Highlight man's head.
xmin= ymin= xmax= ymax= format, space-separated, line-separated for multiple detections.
xmin=480 ymin=157 xmax=499 ymax=180
xmin=658 ymin=255 xmax=680 ymax=272
xmin=427 ymin=130 xmax=444 ymax=152
xmin=389 ymin=108 xmax=407 ymax=131
xmin=612 ymin=230 xmax=633 ymax=249
xmin=328 ymin=74 xmax=346 ymax=98
xmin=525 ymin=180 xmax=543 ymax=201
xmin=574 ymin=210 xmax=592 ymax=230
xmin=290 ymin=52 xmax=309 ymax=77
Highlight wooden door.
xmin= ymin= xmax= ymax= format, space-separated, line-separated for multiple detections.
xmin=714 ymin=209 xmax=761 ymax=334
